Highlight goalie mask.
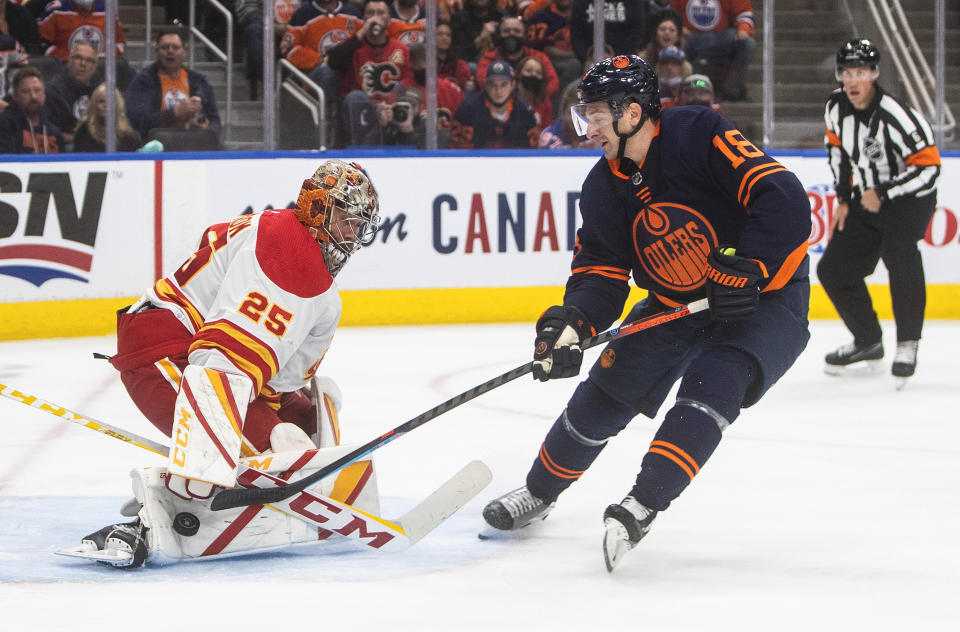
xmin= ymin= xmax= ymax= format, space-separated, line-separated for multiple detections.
xmin=295 ymin=160 xmax=380 ymax=276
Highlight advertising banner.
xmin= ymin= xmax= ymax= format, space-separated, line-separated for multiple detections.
xmin=1 ymin=151 xmax=957 ymax=339
xmin=160 ymin=153 xmax=960 ymax=289
xmin=0 ymin=160 xmax=155 ymax=302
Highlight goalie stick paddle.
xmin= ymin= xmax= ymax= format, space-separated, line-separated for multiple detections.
xmin=210 ymin=298 xmax=710 ymax=511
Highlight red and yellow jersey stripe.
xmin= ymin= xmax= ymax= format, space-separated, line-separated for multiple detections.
xmin=189 ymin=319 xmax=280 ymax=394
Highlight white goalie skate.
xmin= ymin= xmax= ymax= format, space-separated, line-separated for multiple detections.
xmin=602 ymin=496 xmax=657 ymax=572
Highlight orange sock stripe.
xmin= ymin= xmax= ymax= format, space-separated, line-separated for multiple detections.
xmin=538 ymin=444 xmax=584 ymax=480
xmin=650 ymin=440 xmax=701 ymax=475
xmin=649 ymin=447 xmax=695 ymax=480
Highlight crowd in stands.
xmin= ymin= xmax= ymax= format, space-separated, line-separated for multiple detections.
xmin=0 ymin=0 xmax=752 ymax=153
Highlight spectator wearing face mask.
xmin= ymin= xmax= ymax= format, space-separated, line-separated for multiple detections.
xmin=656 ymin=45 xmax=689 ymax=107
xmin=515 ymin=54 xmax=552 ymax=128
xmin=450 ymin=0 xmax=505 ymax=64
xmin=476 ymin=15 xmax=558 ymax=99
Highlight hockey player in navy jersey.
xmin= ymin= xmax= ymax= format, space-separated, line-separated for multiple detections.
xmin=482 ymin=54 xmax=811 ymax=571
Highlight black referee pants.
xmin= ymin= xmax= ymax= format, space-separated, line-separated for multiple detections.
xmin=817 ymin=193 xmax=937 ymax=347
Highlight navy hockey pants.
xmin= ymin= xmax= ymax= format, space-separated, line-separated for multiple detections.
xmin=525 ymin=279 xmax=810 ymax=511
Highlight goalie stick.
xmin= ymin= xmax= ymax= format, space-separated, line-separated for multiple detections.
xmin=210 ymin=298 xmax=710 ymax=511
xmin=1 ymin=383 xmax=493 ymax=554
xmin=0 ymin=383 xmax=167 ymax=456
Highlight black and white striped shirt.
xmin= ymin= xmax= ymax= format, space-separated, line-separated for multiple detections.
xmin=824 ymin=85 xmax=940 ymax=203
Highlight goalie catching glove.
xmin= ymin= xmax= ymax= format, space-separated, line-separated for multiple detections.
xmin=532 ymin=306 xmax=595 ymax=381
xmin=705 ymin=246 xmax=768 ymax=321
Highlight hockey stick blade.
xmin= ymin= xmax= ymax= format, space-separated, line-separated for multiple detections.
xmin=210 ymin=298 xmax=709 ymax=512
xmin=399 ymin=460 xmax=492 ymax=546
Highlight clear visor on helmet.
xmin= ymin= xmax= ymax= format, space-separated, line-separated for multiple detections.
xmin=570 ymin=102 xmax=615 ymax=137
xmin=835 ymin=65 xmax=879 ymax=82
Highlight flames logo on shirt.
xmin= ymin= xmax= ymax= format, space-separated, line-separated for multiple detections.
xmin=360 ymin=61 xmax=402 ymax=96
xmin=633 ymin=202 xmax=717 ymax=292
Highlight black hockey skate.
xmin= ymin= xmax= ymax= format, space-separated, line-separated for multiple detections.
xmin=602 ymin=496 xmax=657 ymax=572
xmin=480 ymin=486 xmax=555 ymax=535
xmin=56 ymin=520 xmax=149 ymax=569
xmin=824 ymin=341 xmax=884 ymax=376
xmin=892 ymin=340 xmax=918 ymax=390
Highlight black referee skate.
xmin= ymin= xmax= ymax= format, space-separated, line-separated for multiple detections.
xmin=892 ymin=340 xmax=919 ymax=390
xmin=55 ymin=520 xmax=149 ymax=569
xmin=824 ymin=341 xmax=884 ymax=376
xmin=480 ymin=486 xmax=555 ymax=536
xmin=602 ymin=496 xmax=657 ymax=572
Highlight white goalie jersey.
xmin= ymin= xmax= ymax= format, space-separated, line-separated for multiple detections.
xmin=146 ymin=209 xmax=340 ymax=397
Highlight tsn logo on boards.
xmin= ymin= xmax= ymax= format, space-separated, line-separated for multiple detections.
xmin=0 ymin=171 xmax=108 ymax=287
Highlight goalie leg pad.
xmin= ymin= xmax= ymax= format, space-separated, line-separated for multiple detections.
xmin=132 ymin=467 xmax=325 ymax=565
xmin=169 ymin=365 xmax=253 ymax=487
xmin=310 ymin=376 xmax=343 ymax=448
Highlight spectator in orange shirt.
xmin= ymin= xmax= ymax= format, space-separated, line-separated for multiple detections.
xmin=37 ymin=0 xmax=133 ymax=89
xmin=671 ymin=0 xmax=755 ymax=101
xmin=388 ymin=0 xmax=426 ymax=47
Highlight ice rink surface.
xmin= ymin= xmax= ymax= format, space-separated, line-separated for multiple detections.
xmin=0 ymin=320 xmax=958 ymax=630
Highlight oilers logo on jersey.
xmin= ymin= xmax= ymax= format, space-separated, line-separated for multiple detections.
xmin=633 ymin=202 xmax=716 ymax=293
xmin=686 ymin=0 xmax=723 ymax=30
xmin=68 ymin=25 xmax=105 ymax=55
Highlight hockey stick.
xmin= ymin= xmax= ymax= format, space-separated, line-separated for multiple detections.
xmin=0 ymin=382 xmax=168 ymax=456
xmin=210 ymin=298 xmax=710 ymax=511
xmin=1 ymin=381 xmax=493 ymax=551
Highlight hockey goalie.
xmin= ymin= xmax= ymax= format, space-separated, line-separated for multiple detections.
xmin=58 ymin=160 xmax=489 ymax=568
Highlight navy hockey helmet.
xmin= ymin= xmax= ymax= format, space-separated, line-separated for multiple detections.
xmin=571 ymin=55 xmax=660 ymax=159
xmin=576 ymin=54 xmax=661 ymax=123
xmin=835 ymin=38 xmax=880 ymax=80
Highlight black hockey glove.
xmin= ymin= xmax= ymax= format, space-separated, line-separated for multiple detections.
xmin=532 ymin=305 xmax=594 ymax=381
xmin=705 ymin=246 xmax=767 ymax=321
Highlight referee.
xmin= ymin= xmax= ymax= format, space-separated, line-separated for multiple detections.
xmin=818 ymin=38 xmax=940 ymax=385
